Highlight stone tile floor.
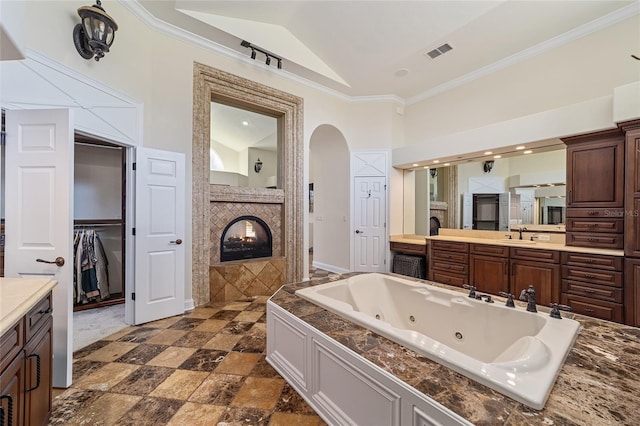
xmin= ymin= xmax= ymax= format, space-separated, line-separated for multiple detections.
xmin=51 ymin=266 xmax=340 ymax=425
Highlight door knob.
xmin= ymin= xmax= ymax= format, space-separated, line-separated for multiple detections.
xmin=170 ymin=239 xmax=183 ymax=245
xmin=36 ymin=257 xmax=65 ymax=267
xmin=355 ymin=230 xmax=362 ymax=234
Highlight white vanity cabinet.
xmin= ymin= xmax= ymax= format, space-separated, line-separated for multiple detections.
xmin=266 ymin=301 xmax=472 ymax=426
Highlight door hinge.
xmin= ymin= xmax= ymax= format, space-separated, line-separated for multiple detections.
xmin=131 ymin=292 xmax=136 ymax=301
xmin=132 ymin=227 xmax=136 ymax=236
xmin=384 ymin=259 xmax=386 ymax=265
xmin=132 ymin=162 xmax=136 ymax=170
xmin=384 ymin=222 xmax=387 ymax=228
xmin=384 ymin=184 xmax=387 ymax=190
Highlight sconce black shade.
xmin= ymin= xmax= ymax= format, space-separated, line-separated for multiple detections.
xmin=483 ymin=160 xmax=495 ymax=173
xmin=73 ymin=0 xmax=118 ymax=61
xmin=430 ymin=168 xmax=438 ymax=178
xmin=254 ymin=158 xmax=263 ymax=173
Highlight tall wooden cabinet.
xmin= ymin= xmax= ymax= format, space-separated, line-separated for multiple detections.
xmin=563 ymin=129 xmax=625 ymax=250
xmin=621 ymin=122 xmax=640 ymax=326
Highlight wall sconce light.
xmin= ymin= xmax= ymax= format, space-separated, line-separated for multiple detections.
xmin=254 ymin=158 xmax=263 ymax=173
xmin=483 ymin=160 xmax=494 ymax=173
xmin=73 ymin=0 xmax=118 ymax=61
xmin=430 ymin=169 xmax=438 ymax=178
xmin=241 ymin=40 xmax=283 ymax=69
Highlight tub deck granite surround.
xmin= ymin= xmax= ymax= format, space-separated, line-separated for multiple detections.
xmin=271 ymin=274 xmax=640 ymax=425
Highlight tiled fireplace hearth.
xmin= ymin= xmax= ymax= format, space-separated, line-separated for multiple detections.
xmin=209 ymin=197 xmax=285 ymax=302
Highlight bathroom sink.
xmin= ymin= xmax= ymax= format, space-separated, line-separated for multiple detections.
xmin=495 ymin=239 xmax=537 ymax=245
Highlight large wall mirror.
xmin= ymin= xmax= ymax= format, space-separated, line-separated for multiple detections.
xmin=404 ymin=147 xmax=567 ymax=235
xmin=209 ymin=101 xmax=280 ymax=188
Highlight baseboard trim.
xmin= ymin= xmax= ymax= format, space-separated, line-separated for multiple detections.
xmin=184 ymin=298 xmax=195 ymax=312
xmin=312 ymin=261 xmax=351 ymax=275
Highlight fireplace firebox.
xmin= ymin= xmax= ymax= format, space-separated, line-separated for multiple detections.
xmin=220 ymin=215 xmax=273 ymax=262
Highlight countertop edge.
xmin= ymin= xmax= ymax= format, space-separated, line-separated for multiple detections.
xmin=0 ymin=279 xmax=58 ymax=336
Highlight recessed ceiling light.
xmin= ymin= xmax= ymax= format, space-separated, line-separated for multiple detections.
xmin=516 ymin=146 xmax=526 ymax=150
xmin=412 ymin=163 xmax=419 ymax=167
xmin=423 ymin=166 xmax=429 ymax=169
xmin=242 ymin=121 xmax=249 ymax=126
xmin=493 ymin=155 xmax=501 ymax=159
xmin=523 ymin=150 xmax=533 ymax=154
xmin=444 ymin=163 xmax=450 ymax=166
xmin=394 ymin=68 xmax=409 ymax=78
xmin=433 ymin=160 xmax=440 ymax=164
xmin=484 ymin=151 xmax=492 ymax=155
xmin=548 ymin=183 xmax=555 ymax=187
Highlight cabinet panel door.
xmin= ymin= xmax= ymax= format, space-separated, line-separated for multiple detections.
xmin=565 ymin=135 xmax=624 ymax=208
xmin=0 ymin=351 xmax=25 ymax=426
xmin=625 ymin=259 xmax=640 ymax=327
xmin=510 ymin=260 xmax=560 ymax=307
xmin=24 ymin=317 xmax=53 ymax=426
xmin=470 ymin=255 xmax=508 ymax=295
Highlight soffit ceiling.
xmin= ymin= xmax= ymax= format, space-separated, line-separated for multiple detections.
xmin=137 ymin=0 xmax=636 ymax=100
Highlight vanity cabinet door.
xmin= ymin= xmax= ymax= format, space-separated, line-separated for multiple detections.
xmin=24 ymin=317 xmax=53 ymax=426
xmin=510 ymin=260 xmax=560 ymax=307
xmin=0 ymin=351 xmax=25 ymax=426
xmin=564 ymin=131 xmax=625 ymax=209
xmin=625 ymin=259 xmax=640 ymax=327
xmin=469 ymin=255 xmax=509 ymax=295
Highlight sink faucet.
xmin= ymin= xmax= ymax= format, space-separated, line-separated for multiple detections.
xmin=518 ymin=227 xmax=527 ymax=240
xmin=519 ymin=285 xmax=537 ymax=312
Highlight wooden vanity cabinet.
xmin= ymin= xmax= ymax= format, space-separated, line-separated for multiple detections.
xmin=563 ymin=129 xmax=625 ymax=249
xmin=0 ymin=292 xmax=53 ymax=426
xmin=509 ymin=247 xmax=560 ymax=307
xmin=469 ymin=244 xmax=509 ymax=295
xmin=428 ymin=240 xmax=469 ymax=287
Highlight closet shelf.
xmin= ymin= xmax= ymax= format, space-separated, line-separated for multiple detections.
xmin=74 ymin=219 xmax=123 ymax=226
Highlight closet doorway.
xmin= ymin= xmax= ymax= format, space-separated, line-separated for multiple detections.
xmin=73 ymin=135 xmax=127 ymax=312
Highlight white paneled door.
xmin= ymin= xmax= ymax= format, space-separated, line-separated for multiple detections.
xmin=134 ymin=147 xmax=185 ymax=324
xmin=5 ymin=109 xmax=74 ymax=388
xmin=354 ymin=176 xmax=386 ymax=272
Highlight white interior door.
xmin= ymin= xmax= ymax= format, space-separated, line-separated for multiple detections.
xmin=354 ymin=176 xmax=386 ymax=272
xmin=134 ymin=147 xmax=185 ymax=324
xmin=5 ymin=108 xmax=73 ymax=388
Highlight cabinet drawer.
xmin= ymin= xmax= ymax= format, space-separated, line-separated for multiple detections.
xmin=431 ymin=251 xmax=468 ymax=264
xmin=26 ymin=292 xmax=52 ymax=341
xmin=431 ymin=240 xmax=468 ymax=253
xmin=562 ymin=280 xmax=623 ymax=303
xmin=566 ymin=208 xmax=624 ymax=218
xmin=390 ymin=242 xmax=426 ymax=255
xmin=561 ymin=252 xmax=623 ymax=271
xmin=510 ymin=247 xmax=560 ymax=263
xmin=561 ymin=294 xmax=623 ymax=323
xmin=561 ymin=266 xmax=623 ymax=287
xmin=431 ymin=260 xmax=468 ymax=274
xmin=470 ymin=244 xmax=509 ymax=257
xmin=0 ymin=318 xmax=24 ymax=372
xmin=566 ymin=218 xmax=624 ymax=233
xmin=432 ymin=271 xmax=467 ymax=287
xmin=566 ymin=232 xmax=624 ymax=250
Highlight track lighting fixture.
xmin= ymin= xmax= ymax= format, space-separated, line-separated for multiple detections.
xmin=241 ymin=40 xmax=283 ymax=70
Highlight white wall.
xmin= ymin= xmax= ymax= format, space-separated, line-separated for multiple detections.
xmin=247 ymin=148 xmax=277 ymax=188
xmin=310 ymin=125 xmax=350 ymax=272
xmin=210 ymin=141 xmax=241 ymax=173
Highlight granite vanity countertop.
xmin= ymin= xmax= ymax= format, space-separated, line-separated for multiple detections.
xmin=425 ymin=234 xmax=624 ymax=256
xmin=270 ymin=274 xmax=640 ymax=425
xmin=0 ymin=277 xmax=58 ymax=335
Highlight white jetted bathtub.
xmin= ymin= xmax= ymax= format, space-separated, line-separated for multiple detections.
xmin=295 ymin=273 xmax=581 ymax=410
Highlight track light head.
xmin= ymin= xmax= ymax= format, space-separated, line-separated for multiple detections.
xmin=250 ymin=48 xmax=256 ymax=60
xmin=277 ymin=58 xmax=282 ymax=69
xmin=265 ymin=55 xmax=271 ymax=66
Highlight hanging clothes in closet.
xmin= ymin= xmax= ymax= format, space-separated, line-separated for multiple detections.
xmin=74 ymin=228 xmax=111 ymax=304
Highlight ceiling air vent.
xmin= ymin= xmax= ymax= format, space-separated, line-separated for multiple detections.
xmin=426 ymin=43 xmax=453 ymax=59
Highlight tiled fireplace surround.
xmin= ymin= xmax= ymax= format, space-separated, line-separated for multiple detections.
xmin=209 ymin=199 xmax=286 ymax=302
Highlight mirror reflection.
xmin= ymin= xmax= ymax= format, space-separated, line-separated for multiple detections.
xmin=406 ymin=149 xmax=566 ymax=234
xmin=209 ymin=101 xmax=279 ymax=188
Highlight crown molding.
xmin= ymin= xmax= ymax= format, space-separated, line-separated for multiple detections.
xmin=121 ymin=1 xmax=638 ymax=107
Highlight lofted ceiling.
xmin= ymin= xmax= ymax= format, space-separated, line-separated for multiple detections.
xmin=137 ymin=0 xmax=637 ymax=100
